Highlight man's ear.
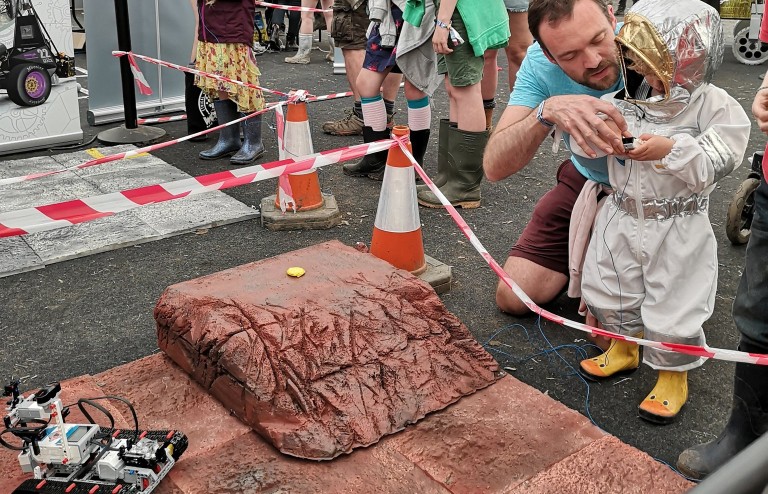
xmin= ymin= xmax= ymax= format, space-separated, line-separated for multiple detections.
xmin=607 ymin=4 xmax=617 ymax=29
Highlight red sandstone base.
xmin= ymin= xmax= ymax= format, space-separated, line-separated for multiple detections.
xmin=0 ymin=356 xmax=693 ymax=494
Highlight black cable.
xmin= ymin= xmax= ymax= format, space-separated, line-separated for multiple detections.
xmin=0 ymin=418 xmax=50 ymax=451
xmin=68 ymin=396 xmax=140 ymax=443
xmin=76 ymin=398 xmax=116 ymax=430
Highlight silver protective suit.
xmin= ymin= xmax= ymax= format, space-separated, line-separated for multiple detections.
xmin=579 ymin=0 xmax=751 ymax=371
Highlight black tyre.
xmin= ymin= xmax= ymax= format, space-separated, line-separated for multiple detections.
xmin=7 ymin=63 xmax=52 ymax=107
xmin=726 ymin=177 xmax=761 ymax=245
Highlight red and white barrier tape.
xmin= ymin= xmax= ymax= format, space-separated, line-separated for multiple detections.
xmin=0 ymin=90 xmax=352 ymax=186
xmin=0 ymin=140 xmax=395 ymax=238
xmin=254 ymin=1 xmax=331 ymax=13
xmin=112 ymin=51 xmax=290 ymax=98
xmin=137 ymin=114 xmax=187 ymax=125
xmin=391 ymin=135 xmax=768 ymax=367
xmin=127 ymin=53 xmax=153 ymax=96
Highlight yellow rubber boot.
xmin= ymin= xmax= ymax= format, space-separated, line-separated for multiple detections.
xmin=579 ymin=337 xmax=640 ymax=381
xmin=638 ymin=370 xmax=688 ymax=424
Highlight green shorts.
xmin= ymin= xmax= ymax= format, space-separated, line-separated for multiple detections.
xmin=436 ymin=7 xmax=483 ymax=87
xmin=331 ymin=0 xmax=369 ymax=50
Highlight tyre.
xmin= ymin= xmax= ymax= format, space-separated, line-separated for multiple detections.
xmin=7 ymin=63 xmax=52 ymax=107
xmin=732 ymin=22 xmax=768 ymax=65
xmin=726 ymin=177 xmax=761 ymax=245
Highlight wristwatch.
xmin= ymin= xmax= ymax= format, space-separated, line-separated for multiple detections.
xmin=435 ymin=19 xmax=451 ymax=30
xmin=536 ymin=100 xmax=555 ymax=128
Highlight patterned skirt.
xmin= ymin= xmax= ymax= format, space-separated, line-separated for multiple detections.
xmin=195 ymin=41 xmax=264 ymax=113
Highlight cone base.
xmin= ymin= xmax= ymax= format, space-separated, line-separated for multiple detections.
xmin=275 ymin=171 xmax=325 ymax=212
xmin=261 ymin=193 xmax=342 ymax=231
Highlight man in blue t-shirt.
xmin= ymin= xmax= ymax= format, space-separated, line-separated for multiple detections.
xmin=483 ymin=0 xmax=627 ymax=320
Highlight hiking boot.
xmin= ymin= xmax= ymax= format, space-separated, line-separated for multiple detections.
xmin=322 ymin=109 xmax=364 ymax=136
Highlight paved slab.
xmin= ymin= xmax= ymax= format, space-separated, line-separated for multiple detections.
xmin=0 ymin=354 xmax=692 ymax=494
xmin=0 ymin=145 xmax=259 ymax=278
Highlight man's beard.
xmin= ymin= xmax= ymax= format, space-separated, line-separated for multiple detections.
xmin=577 ymin=59 xmax=620 ymax=90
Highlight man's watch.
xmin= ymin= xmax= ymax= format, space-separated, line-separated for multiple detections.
xmin=536 ymin=100 xmax=555 ymax=128
xmin=435 ymin=19 xmax=451 ymax=30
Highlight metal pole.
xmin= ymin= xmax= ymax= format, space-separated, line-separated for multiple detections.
xmin=97 ymin=0 xmax=166 ymax=144
xmin=690 ymin=432 xmax=768 ymax=494
xmin=115 ymin=0 xmax=137 ymax=129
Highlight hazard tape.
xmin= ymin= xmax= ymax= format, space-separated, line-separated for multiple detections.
xmin=137 ymin=115 xmax=187 ymax=125
xmin=254 ymin=1 xmax=331 ymax=13
xmin=112 ymin=51 xmax=290 ymax=98
xmin=0 ymin=140 xmax=396 ymax=238
xmin=391 ymin=136 xmax=768 ymax=367
xmin=0 ymin=89 xmax=351 ymax=187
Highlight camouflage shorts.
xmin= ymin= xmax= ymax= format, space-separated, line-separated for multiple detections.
xmin=331 ymin=0 xmax=369 ymax=50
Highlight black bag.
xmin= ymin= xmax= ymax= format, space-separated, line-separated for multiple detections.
xmin=185 ymin=68 xmax=217 ymax=141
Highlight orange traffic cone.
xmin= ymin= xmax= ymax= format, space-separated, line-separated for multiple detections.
xmin=369 ymin=126 xmax=427 ymax=275
xmin=275 ymin=100 xmax=324 ymax=212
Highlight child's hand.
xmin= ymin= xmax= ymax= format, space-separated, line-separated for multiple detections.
xmin=626 ymin=134 xmax=674 ymax=161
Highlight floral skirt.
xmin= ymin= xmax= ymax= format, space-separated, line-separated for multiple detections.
xmin=195 ymin=41 xmax=264 ymax=113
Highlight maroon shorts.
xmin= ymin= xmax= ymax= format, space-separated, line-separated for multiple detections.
xmin=509 ymin=160 xmax=588 ymax=276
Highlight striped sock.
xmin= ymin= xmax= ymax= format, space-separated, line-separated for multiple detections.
xmin=361 ymin=95 xmax=387 ymax=131
xmin=407 ymin=96 xmax=430 ymax=131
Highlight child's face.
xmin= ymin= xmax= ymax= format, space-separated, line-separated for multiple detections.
xmin=625 ymin=50 xmax=665 ymax=94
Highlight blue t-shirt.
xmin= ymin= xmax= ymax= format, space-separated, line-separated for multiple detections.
xmin=509 ymin=40 xmax=623 ymax=185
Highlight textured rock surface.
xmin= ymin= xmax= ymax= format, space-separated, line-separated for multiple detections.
xmin=155 ymin=240 xmax=501 ymax=460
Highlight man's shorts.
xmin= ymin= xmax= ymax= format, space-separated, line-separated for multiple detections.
xmin=362 ymin=5 xmax=403 ymax=73
xmin=331 ymin=0 xmax=369 ymax=50
xmin=504 ymin=0 xmax=529 ymax=12
xmin=436 ymin=7 xmax=483 ymax=87
xmin=509 ymin=160 xmax=588 ymax=276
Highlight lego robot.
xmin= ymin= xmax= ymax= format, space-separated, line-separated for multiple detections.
xmin=1 ymin=380 xmax=188 ymax=494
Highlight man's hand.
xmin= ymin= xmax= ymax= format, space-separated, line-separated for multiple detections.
xmin=432 ymin=25 xmax=452 ymax=54
xmin=626 ymin=134 xmax=674 ymax=162
xmin=753 ymin=87 xmax=768 ymax=134
xmin=542 ymin=95 xmax=627 ymax=157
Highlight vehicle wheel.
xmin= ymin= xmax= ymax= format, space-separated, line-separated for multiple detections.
xmin=7 ymin=63 xmax=52 ymax=107
xmin=732 ymin=23 xmax=768 ymax=65
xmin=726 ymin=177 xmax=761 ymax=245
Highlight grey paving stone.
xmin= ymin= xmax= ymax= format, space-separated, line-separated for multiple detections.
xmin=0 ymin=156 xmax=64 ymax=179
xmin=136 ymin=192 xmax=258 ymax=237
xmin=24 ymin=212 xmax=159 ymax=264
xmin=0 ymin=237 xmax=43 ymax=277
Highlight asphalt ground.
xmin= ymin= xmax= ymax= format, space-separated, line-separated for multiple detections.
xmin=1 ymin=32 xmax=765 ymax=473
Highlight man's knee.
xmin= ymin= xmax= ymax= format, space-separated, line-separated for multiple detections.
xmin=495 ymin=256 xmax=568 ymax=315
xmin=495 ymin=281 xmax=530 ymax=315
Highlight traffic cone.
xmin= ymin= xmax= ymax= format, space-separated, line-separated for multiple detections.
xmin=275 ymin=100 xmax=324 ymax=212
xmin=370 ymin=126 xmax=427 ymax=275
xmin=260 ymin=100 xmax=341 ymax=230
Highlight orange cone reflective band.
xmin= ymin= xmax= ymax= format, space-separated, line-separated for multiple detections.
xmin=275 ymin=100 xmax=324 ymax=211
xmin=370 ymin=126 xmax=426 ymax=275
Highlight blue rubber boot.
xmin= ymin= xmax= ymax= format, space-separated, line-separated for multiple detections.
xmin=199 ymin=99 xmax=241 ymax=160
xmin=231 ymin=114 xmax=265 ymax=165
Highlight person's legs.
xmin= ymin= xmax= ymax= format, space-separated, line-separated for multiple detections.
xmin=494 ymin=160 xmax=585 ymax=313
xmin=285 ymin=0 xmax=316 ymax=63
xmin=481 ymin=50 xmax=498 ymax=132
xmin=678 ymin=180 xmax=768 ymax=479
xmin=504 ymin=10 xmax=532 ymax=91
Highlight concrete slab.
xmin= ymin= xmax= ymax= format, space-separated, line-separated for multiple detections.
xmin=23 ymin=212 xmax=158 ymax=264
xmin=0 ymin=237 xmax=43 ymax=276
xmin=260 ymin=193 xmax=342 ymax=230
xmin=93 ymin=354 xmax=252 ymax=460
xmin=0 ymin=145 xmax=258 ymax=277
xmin=380 ymin=376 xmax=606 ymax=493
xmin=420 ymin=254 xmax=452 ymax=294
xmin=508 ymin=435 xmax=694 ymax=494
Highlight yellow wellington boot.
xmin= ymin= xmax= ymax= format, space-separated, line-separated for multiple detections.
xmin=638 ymin=370 xmax=688 ymax=425
xmin=579 ymin=337 xmax=640 ymax=381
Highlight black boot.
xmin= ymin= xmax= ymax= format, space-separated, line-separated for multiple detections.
xmin=343 ymin=126 xmax=389 ymax=178
xmin=231 ymin=114 xmax=265 ymax=165
xmin=369 ymin=127 xmax=430 ymax=181
xmin=677 ymin=341 xmax=768 ymax=480
xmin=199 ymin=99 xmax=241 ymax=160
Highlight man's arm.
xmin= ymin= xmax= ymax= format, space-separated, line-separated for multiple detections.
xmin=483 ymin=105 xmax=550 ymax=182
xmin=484 ymin=94 xmax=627 ymax=182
